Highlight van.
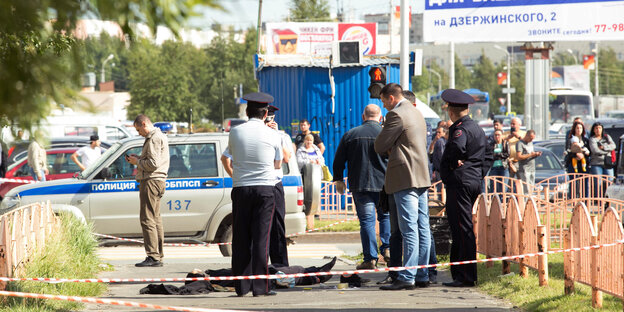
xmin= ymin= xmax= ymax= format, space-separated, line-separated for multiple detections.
xmin=0 ymin=133 xmax=307 ymax=256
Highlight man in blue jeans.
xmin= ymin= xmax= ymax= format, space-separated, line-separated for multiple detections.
xmin=375 ymin=84 xmax=432 ymax=290
xmin=333 ymin=104 xmax=390 ymax=270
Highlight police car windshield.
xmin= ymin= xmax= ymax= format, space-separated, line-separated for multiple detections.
xmin=79 ymin=142 xmax=122 ymax=179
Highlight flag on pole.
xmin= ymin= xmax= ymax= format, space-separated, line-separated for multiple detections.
xmin=497 ymin=72 xmax=507 ymax=85
xmin=583 ymin=54 xmax=595 ymax=70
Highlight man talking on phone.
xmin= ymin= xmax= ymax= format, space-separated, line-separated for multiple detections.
xmin=503 ymin=117 xmax=526 ymax=179
xmin=126 ymin=114 xmax=170 ymax=267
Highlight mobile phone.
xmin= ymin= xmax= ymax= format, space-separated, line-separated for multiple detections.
xmin=125 ymin=153 xmax=130 ymax=160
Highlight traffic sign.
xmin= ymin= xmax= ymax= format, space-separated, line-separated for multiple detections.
xmin=502 ymin=87 xmax=516 ymax=94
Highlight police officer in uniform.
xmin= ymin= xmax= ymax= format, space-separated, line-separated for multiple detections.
xmin=228 ymin=92 xmax=283 ymax=297
xmin=439 ymin=89 xmax=490 ymax=287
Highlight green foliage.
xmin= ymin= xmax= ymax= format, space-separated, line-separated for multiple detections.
xmin=478 ymin=254 xmax=622 ymax=311
xmin=0 ymin=0 xmax=221 ymax=129
xmin=288 ymin=0 xmax=332 ymax=22
xmin=0 ymin=213 xmax=106 ymax=311
xmin=471 ymin=52 xmax=498 ymax=114
xmin=124 ymin=28 xmax=258 ymax=124
xmin=595 ymin=48 xmax=624 ymax=95
xmin=315 ymin=219 xmax=360 ymax=232
xmin=454 ymin=54 xmax=472 ymax=90
xmin=79 ymin=33 xmax=131 ymax=91
xmin=127 ymin=40 xmax=205 ymax=121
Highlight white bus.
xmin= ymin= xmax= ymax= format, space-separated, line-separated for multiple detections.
xmin=549 ymin=88 xmax=594 ymax=125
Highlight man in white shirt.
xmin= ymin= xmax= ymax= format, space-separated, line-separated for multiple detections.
xmin=71 ymin=135 xmax=103 ymax=171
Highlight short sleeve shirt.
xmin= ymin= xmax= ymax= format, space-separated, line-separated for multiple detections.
xmin=76 ymin=146 xmax=102 ymax=168
xmin=228 ymin=119 xmax=283 ymax=187
xmin=516 ymin=140 xmax=535 ymax=172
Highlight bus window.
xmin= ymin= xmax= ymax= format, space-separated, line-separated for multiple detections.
xmin=549 ymin=94 xmax=592 ymax=124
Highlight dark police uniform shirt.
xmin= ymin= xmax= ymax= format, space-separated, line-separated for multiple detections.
xmin=440 ymin=115 xmax=488 ymax=187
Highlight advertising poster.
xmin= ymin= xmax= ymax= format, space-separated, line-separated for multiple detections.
xmin=424 ymin=0 xmax=624 ymax=42
xmin=266 ymin=22 xmax=377 ymax=55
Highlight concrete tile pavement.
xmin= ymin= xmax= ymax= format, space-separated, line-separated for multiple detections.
xmin=83 ymin=244 xmax=516 ymax=312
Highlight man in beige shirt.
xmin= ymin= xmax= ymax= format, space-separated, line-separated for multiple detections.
xmin=27 ymin=131 xmax=48 ymax=181
xmin=127 ymin=115 xmax=170 ymax=267
xmin=503 ymin=117 xmax=526 ymax=178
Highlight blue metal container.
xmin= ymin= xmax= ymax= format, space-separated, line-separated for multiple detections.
xmin=256 ymin=56 xmax=409 ymax=174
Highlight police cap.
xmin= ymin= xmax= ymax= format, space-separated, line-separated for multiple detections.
xmin=441 ymin=89 xmax=475 ymax=107
xmin=243 ymin=92 xmax=274 ymax=108
xmin=267 ymin=105 xmax=279 ymax=115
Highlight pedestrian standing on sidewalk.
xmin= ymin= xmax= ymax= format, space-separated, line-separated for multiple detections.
xmin=333 ymin=104 xmax=390 ymax=270
xmin=439 ymin=89 xmax=488 ymax=287
xmin=27 ymin=130 xmax=48 ymax=181
xmin=127 ymin=114 xmax=170 ymax=267
xmin=228 ymin=92 xmax=283 ymax=297
xmin=375 ymin=83 xmax=432 ymax=290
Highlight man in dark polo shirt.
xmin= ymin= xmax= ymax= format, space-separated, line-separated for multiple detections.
xmin=294 ymin=119 xmax=324 ymax=154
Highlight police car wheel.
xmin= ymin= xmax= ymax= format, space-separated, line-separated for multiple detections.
xmin=218 ymin=224 xmax=233 ymax=257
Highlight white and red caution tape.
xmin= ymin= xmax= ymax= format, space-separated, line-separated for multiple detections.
xmin=93 ymin=217 xmax=359 ymax=247
xmin=0 ymin=290 xmax=247 ymax=312
xmin=3 ymin=239 xmax=622 ymax=284
xmin=0 ymin=178 xmax=38 ymax=184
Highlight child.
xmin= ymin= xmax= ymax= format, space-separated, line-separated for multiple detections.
xmin=569 ymin=136 xmax=587 ymax=173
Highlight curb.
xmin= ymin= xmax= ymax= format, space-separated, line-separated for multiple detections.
xmin=291 ymin=231 xmax=360 ymax=244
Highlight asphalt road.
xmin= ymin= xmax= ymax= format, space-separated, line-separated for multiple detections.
xmin=83 ymin=239 xmax=516 ymax=312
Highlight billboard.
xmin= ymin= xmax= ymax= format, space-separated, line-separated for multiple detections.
xmin=424 ymin=0 xmax=624 ymax=42
xmin=265 ymin=22 xmax=377 ymax=55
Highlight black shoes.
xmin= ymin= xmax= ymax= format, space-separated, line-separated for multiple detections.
xmin=379 ymin=279 xmax=416 ymax=290
xmin=135 ymin=256 xmax=163 ymax=267
xmin=414 ymin=281 xmax=430 ymax=288
xmin=340 ymin=274 xmax=370 ymax=287
xmin=429 ymin=274 xmax=438 ymax=284
xmin=317 ymin=256 xmax=337 ymax=283
xmin=442 ymin=280 xmax=475 ymax=287
xmin=376 ymin=275 xmax=394 ymax=285
xmin=253 ymin=291 xmax=277 ymax=297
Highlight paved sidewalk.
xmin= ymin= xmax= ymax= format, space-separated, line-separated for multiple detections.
xmin=83 ymin=244 xmax=516 ymax=312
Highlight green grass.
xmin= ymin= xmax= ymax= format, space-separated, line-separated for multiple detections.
xmin=477 ymin=253 xmax=622 ymax=311
xmin=315 ymin=219 xmax=360 ymax=232
xmin=0 ymin=213 xmax=107 ymax=311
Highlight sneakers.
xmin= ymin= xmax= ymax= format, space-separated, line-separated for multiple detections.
xmin=356 ymin=259 xmax=377 ymax=270
xmin=135 ymin=256 xmax=163 ymax=267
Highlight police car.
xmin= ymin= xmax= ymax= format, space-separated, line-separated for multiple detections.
xmin=0 ymin=132 xmax=307 ymax=256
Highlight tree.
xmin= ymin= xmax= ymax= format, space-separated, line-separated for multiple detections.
xmin=471 ymin=52 xmax=498 ymax=115
xmin=0 ymin=0 xmax=221 ymax=131
xmin=288 ymin=0 xmax=332 ymax=22
xmin=454 ymin=54 xmax=472 ymax=90
xmin=127 ymin=40 xmax=207 ymax=122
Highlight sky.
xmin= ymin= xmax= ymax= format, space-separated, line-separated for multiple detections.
xmin=188 ymin=0 xmax=426 ymax=30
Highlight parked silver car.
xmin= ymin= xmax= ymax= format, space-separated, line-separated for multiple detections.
xmin=0 ymin=133 xmax=307 ymax=256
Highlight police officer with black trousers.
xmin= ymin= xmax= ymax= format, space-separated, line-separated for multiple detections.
xmin=228 ymin=92 xmax=283 ymax=297
xmin=439 ymin=89 xmax=491 ymax=287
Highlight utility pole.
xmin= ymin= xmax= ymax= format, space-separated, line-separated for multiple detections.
xmin=594 ymin=42 xmax=600 ymax=113
xmin=256 ymin=0 xmax=263 ymax=54
xmin=399 ymin=0 xmax=409 ymax=89
xmin=101 ymin=54 xmax=114 ymax=83
xmin=449 ymin=42 xmax=455 ymax=89
xmin=494 ymin=44 xmax=512 ymax=114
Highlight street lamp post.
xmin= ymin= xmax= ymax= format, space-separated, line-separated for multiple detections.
xmin=566 ymin=49 xmax=578 ymax=64
xmin=494 ymin=45 xmax=512 ymax=114
xmin=427 ymin=67 xmax=442 ymax=94
xmin=101 ymin=54 xmax=114 ymax=83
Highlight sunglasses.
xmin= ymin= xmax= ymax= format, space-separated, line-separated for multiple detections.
xmin=280 ymin=39 xmax=296 ymax=45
